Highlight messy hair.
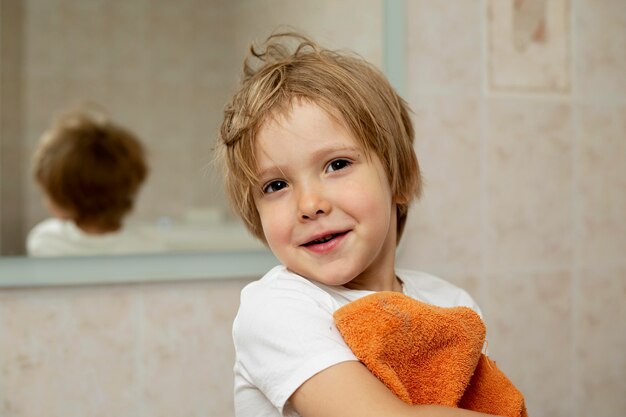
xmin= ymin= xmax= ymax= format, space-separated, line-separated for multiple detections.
xmin=218 ymin=32 xmax=421 ymax=243
xmin=33 ymin=110 xmax=148 ymax=231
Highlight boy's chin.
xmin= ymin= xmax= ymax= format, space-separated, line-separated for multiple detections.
xmin=289 ymin=266 xmax=355 ymax=287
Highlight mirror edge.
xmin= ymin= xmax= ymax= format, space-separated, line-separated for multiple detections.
xmin=0 ymin=250 xmax=278 ymax=288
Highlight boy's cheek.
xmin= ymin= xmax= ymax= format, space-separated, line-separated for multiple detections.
xmin=259 ymin=214 xmax=290 ymax=247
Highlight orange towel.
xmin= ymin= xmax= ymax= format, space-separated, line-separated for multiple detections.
xmin=333 ymin=291 xmax=527 ymax=417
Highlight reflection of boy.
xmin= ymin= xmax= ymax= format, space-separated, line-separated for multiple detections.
xmin=219 ymin=33 xmax=494 ymax=417
xmin=27 ymin=111 xmax=164 ymax=256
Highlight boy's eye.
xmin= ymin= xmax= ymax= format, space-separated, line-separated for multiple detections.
xmin=326 ymin=159 xmax=351 ymax=173
xmin=263 ymin=180 xmax=288 ymax=194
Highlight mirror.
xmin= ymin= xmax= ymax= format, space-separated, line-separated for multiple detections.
xmin=0 ymin=0 xmax=389 ymax=258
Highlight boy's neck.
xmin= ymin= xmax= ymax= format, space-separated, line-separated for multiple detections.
xmin=343 ymin=273 xmax=403 ymax=293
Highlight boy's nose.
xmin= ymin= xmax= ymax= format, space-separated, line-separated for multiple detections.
xmin=298 ymin=188 xmax=331 ymax=221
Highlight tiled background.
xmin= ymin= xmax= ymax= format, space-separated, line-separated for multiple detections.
xmin=0 ymin=278 xmax=250 ymax=417
xmin=1 ymin=0 xmax=625 ymax=416
xmin=398 ymin=1 xmax=625 ymax=416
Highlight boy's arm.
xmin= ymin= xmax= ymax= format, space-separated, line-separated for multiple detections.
xmin=290 ymin=361 xmax=498 ymax=417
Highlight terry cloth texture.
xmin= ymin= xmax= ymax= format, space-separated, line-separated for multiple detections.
xmin=333 ymin=291 xmax=527 ymax=417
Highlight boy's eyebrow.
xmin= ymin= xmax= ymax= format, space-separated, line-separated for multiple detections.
xmin=257 ymin=145 xmax=362 ymax=178
xmin=304 ymin=145 xmax=363 ymax=166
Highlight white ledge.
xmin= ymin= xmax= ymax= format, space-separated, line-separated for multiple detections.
xmin=0 ymin=250 xmax=278 ymax=288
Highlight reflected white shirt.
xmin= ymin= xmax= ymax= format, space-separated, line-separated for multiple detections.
xmin=27 ymin=218 xmax=166 ymax=256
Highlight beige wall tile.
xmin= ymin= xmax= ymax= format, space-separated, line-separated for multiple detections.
xmin=140 ymin=279 xmax=248 ymax=417
xmin=578 ymin=103 xmax=626 ymax=267
xmin=484 ymin=270 xmax=573 ymax=417
xmin=576 ymin=267 xmax=626 ymax=416
xmin=0 ymin=280 xmax=251 ymax=417
xmin=407 ymin=0 xmax=482 ymax=94
xmin=487 ymin=0 xmax=571 ymax=93
xmin=231 ymin=0 xmax=383 ymax=67
xmin=577 ymin=0 xmax=626 ymax=100
xmin=0 ymin=286 xmax=141 ymax=417
xmin=398 ymin=96 xmax=482 ymax=272
xmin=485 ymin=99 xmax=573 ymax=270
xmin=99 ymin=79 xmax=150 ymax=131
xmin=23 ymin=0 xmax=65 ymax=79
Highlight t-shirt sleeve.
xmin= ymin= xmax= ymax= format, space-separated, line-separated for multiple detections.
xmin=232 ymin=279 xmax=358 ymax=414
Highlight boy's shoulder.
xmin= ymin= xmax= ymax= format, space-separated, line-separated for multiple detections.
xmin=396 ymin=268 xmax=462 ymax=292
xmin=240 ymin=265 xmax=333 ymax=305
xmin=397 ymin=269 xmax=482 ymax=316
xmin=26 ymin=218 xmax=77 ymax=256
xmin=27 ymin=218 xmax=74 ymax=242
xmin=234 ymin=266 xmax=344 ymax=341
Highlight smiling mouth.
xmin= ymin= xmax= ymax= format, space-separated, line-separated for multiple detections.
xmin=303 ymin=231 xmax=349 ymax=246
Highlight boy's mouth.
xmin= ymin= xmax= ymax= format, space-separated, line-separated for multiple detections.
xmin=302 ymin=231 xmax=349 ymax=247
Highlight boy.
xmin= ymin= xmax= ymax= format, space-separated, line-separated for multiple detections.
xmin=219 ymin=33 xmax=495 ymax=417
xmin=27 ymin=110 xmax=164 ymax=256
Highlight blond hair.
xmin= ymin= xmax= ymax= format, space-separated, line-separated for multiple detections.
xmin=34 ymin=110 xmax=147 ymax=231
xmin=218 ymin=32 xmax=421 ymax=243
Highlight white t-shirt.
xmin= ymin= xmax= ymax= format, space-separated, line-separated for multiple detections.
xmin=26 ymin=218 xmax=166 ymax=256
xmin=232 ymin=265 xmax=482 ymax=417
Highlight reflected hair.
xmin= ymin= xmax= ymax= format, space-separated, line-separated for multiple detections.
xmin=33 ymin=109 xmax=148 ymax=231
xmin=218 ymin=32 xmax=421 ymax=243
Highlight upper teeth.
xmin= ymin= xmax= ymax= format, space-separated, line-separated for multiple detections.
xmin=312 ymin=234 xmax=334 ymax=244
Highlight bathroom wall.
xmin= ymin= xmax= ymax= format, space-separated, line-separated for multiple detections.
xmin=396 ymin=1 xmax=626 ymax=416
xmin=1 ymin=1 xmax=624 ymax=417
xmin=0 ymin=277 xmax=251 ymax=417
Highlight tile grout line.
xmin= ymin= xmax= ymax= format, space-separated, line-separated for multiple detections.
xmin=479 ymin=0 xmax=490 ymax=322
xmin=135 ymin=285 xmax=146 ymax=417
xmin=570 ymin=0 xmax=582 ymax=415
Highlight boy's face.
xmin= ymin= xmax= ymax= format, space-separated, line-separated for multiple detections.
xmin=253 ymin=101 xmax=398 ymax=290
